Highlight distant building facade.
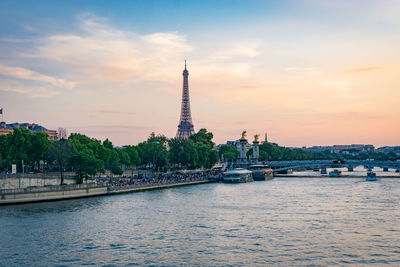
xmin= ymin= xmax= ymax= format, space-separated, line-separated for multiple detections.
xmin=303 ymin=144 xmax=375 ymax=156
xmin=0 ymin=121 xmax=57 ymax=140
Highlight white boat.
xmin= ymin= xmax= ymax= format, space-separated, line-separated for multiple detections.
xmin=223 ymin=169 xmax=253 ymax=183
xmin=366 ymin=172 xmax=377 ymax=181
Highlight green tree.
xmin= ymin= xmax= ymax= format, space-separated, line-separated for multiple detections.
xmin=7 ymin=128 xmax=32 ymax=171
xmin=47 ymin=139 xmax=72 ymax=184
xmin=168 ymin=138 xmax=198 ymax=169
xmin=122 ymin=145 xmax=141 ymax=167
xmin=103 ymin=138 xmax=113 ymax=150
xmin=109 ymin=156 xmax=123 ymax=175
xmin=0 ymin=134 xmax=9 ymax=170
xmin=118 ymin=149 xmax=130 ymax=166
xmin=29 ymin=131 xmax=50 ymax=169
xmin=189 ymin=128 xmax=214 ymax=146
xmin=189 ymin=129 xmax=218 ymax=169
xmin=108 ymin=149 xmax=123 ymax=175
xmin=68 ymin=134 xmax=104 ymax=182
xmin=219 ymin=144 xmax=239 ymax=162
xmin=138 ymin=133 xmax=169 ymax=171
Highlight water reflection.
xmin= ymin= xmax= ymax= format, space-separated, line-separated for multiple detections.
xmin=0 ymin=196 xmax=107 ymax=218
xmin=1 ymin=178 xmax=400 ymax=266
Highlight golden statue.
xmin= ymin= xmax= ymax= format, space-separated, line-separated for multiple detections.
xmin=254 ymin=134 xmax=259 ymax=142
xmin=241 ymin=131 xmax=247 ymax=139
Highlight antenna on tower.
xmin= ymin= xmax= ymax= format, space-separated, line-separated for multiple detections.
xmin=184 ymin=60 xmax=187 ymax=70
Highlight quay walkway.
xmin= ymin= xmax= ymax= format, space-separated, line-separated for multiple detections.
xmin=0 ymin=180 xmax=213 ymax=205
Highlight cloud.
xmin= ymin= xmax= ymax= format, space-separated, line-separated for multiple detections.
xmin=1 ymin=14 xmax=258 ymax=100
xmin=0 ymin=63 xmax=76 ymax=97
xmin=97 ymin=110 xmax=136 ymax=115
xmin=344 ymin=66 xmax=380 ymax=73
xmin=0 ymin=64 xmax=75 ymax=88
xmin=211 ymin=43 xmax=260 ymax=59
xmin=27 ymin=15 xmax=194 ymax=83
xmin=0 ymin=82 xmax=62 ymax=97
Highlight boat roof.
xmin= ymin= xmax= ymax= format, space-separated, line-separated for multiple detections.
xmin=224 ymin=169 xmax=252 ymax=175
xmin=249 ymin=165 xmax=269 ymax=168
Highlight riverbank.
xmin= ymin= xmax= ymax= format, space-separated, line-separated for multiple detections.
xmin=0 ymin=180 xmax=213 ymax=205
xmin=275 ymin=174 xmax=400 ymax=178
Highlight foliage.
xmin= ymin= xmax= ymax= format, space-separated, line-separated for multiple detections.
xmin=137 ymin=133 xmax=169 ymax=171
xmin=168 ymin=138 xmax=198 ymax=169
xmin=0 ymin=128 xmax=51 ymax=171
xmin=68 ymin=134 xmax=104 ymax=180
xmin=219 ymin=145 xmax=239 ymax=162
xmin=47 ymin=138 xmax=72 ymax=184
xmin=244 ymin=142 xmax=336 ymax=161
xmin=121 ymin=145 xmax=140 ymax=166
xmin=345 ymin=151 xmax=398 ymax=161
xmin=2 ymin=126 xmax=400 ymax=179
xmin=190 ymin=128 xmax=218 ymax=169
xmin=189 ymin=128 xmax=214 ymax=147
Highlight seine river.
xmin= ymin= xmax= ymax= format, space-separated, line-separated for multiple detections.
xmin=1 ymin=178 xmax=400 ymax=266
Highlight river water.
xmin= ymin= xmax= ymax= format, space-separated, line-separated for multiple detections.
xmin=1 ymin=178 xmax=400 ymax=266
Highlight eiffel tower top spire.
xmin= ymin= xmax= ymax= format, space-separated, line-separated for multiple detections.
xmin=176 ymin=61 xmax=194 ymax=139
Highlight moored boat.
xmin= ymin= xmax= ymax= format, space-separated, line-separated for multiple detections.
xmin=249 ymin=165 xmax=274 ymax=181
xmin=366 ymin=172 xmax=377 ymax=181
xmin=223 ymin=169 xmax=253 ymax=183
xmin=329 ymin=169 xmax=341 ymax=177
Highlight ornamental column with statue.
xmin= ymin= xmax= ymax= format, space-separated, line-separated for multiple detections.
xmin=237 ymin=131 xmax=248 ymax=165
xmin=252 ymin=134 xmax=260 ymax=163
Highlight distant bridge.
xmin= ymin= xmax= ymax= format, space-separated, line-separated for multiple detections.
xmin=263 ymin=160 xmax=400 ymax=173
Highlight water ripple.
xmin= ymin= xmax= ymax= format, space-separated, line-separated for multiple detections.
xmin=1 ymin=178 xmax=400 ymax=266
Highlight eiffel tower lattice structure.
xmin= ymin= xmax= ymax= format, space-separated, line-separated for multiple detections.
xmin=176 ymin=60 xmax=195 ymax=139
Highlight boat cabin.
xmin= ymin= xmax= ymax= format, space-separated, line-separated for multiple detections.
xmin=223 ymin=169 xmax=253 ymax=183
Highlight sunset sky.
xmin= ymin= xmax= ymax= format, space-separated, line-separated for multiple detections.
xmin=0 ymin=0 xmax=399 ymax=147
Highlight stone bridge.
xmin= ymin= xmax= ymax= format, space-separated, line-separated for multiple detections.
xmin=263 ymin=160 xmax=400 ymax=173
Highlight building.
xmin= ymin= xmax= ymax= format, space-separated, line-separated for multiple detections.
xmin=176 ymin=61 xmax=195 ymax=139
xmin=226 ymin=140 xmax=252 ymax=153
xmin=303 ymin=144 xmax=375 ymax=155
xmin=330 ymin=144 xmax=375 ymax=154
xmin=0 ymin=121 xmax=57 ymax=140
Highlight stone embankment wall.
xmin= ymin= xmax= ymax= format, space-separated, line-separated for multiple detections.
xmin=0 ymin=173 xmax=77 ymax=189
xmin=0 ymin=180 xmax=213 ymax=205
xmin=0 ymin=184 xmax=108 ymax=204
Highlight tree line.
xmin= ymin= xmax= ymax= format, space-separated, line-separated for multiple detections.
xmin=0 ymin=128 xmax=218 ymax=183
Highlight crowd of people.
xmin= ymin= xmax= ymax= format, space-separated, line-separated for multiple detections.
xmin=103 ymin=170 xmax=224 ymax=189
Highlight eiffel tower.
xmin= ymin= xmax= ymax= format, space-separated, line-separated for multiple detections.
xmin=176 ymin=60 xmax=195 ymax=139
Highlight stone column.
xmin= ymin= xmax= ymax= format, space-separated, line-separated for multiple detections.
xmin=238 ymin=138 xmax=248 ymax=164
xmin=253 ymin=140 xmax=259 ymax=163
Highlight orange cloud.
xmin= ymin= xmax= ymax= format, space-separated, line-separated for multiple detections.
xmin=344 ymin=66 xmax=380 ymax=73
